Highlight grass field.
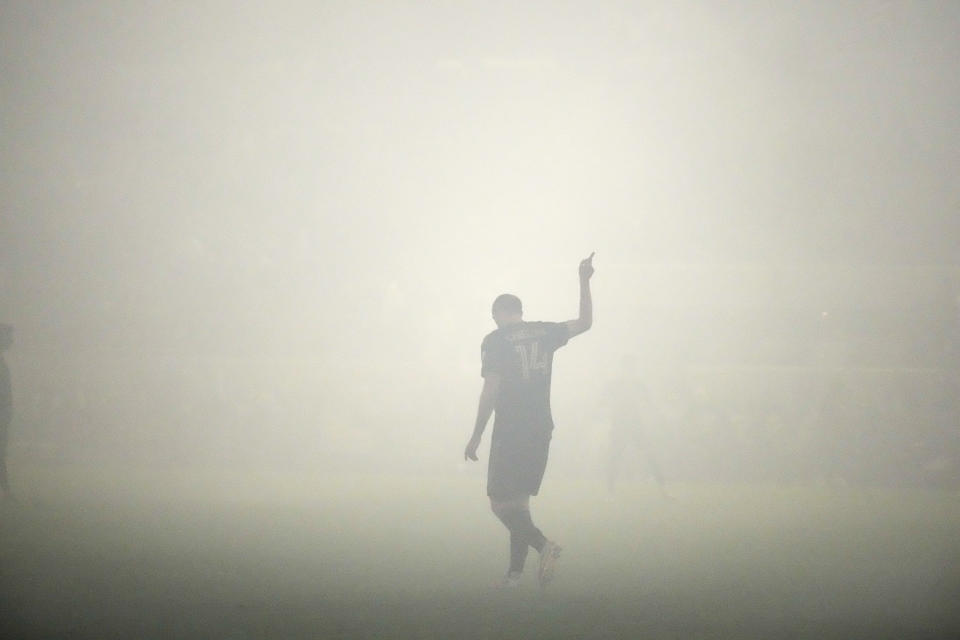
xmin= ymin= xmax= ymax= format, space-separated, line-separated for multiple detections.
xmin=2 ymin=465 xmax=959 ymax=639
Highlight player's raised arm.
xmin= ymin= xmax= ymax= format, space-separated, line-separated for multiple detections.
xmin=565 ymin=252 xmax=594 ymax=339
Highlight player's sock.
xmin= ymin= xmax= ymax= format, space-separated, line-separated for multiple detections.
xmin=500 ymin=507 xmax=546 ymax=553
xmin=510 ymin=530 xmax=529 ymax=574
xmin=519 ymin=509 xmax=547 ymax=553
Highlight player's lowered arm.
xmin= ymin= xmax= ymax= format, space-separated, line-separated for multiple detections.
xmin=472 ymin=375 xmax=500 ymax=437
xmin=465 ymin=375 xmax=501 ymax=461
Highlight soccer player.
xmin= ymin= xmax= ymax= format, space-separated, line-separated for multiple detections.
xmin=1 ymin=324 xmax=13 ymax=500
xmin=464 ymin=253 xmax=594 ymax=588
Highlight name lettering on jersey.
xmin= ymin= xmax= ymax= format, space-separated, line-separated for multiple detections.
xmin=505 ymin=327 xmax=548 ymax=342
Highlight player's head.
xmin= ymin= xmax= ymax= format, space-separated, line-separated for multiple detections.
xmin=491 ymin=294 xmax=523 ymax=328
xmin=0 ymin=324 xmax=11 ymax=351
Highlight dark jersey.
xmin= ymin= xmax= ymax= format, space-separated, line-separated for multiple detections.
xmin=481 ymin=321 xmax=569 ymax=434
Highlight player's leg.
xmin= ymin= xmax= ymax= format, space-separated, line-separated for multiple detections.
xmin=496 ymin=495 xmax=561 ymax=589
xmin=526 ymin=435 xmax=562 ymax=587
xmin=491 ymin=494 xmax=546 ymax=576
xmin=488 ymin=440 xmax=532 ymax=578
xmin=488 ymin=434 xmax=548 ymax=574
xmin=494 ymin=502 xmax=561 ymax=590
xmin=487 ymin=434 xmax=561 ymax=586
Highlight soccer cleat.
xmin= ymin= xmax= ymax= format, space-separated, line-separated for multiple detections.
xmin=496 ymin=571 xmax=523 ymax=589
xmin=537 ymin=541 xmax=562 ymax=588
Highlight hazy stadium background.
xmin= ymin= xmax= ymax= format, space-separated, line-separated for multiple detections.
xmin=1 ymin=1 xmax=959 ymax=638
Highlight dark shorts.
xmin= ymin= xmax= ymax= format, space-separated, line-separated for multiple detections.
xmin=487 ymin=423 xmax=552 ymax=500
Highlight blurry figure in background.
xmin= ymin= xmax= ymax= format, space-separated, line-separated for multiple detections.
xmin=603 ymin=354 xmax=670 ymax=498
xmin=1 ymin=324 xmax=14 ymax=500
xmin=464 ymin=253 xmax=594 ymax=589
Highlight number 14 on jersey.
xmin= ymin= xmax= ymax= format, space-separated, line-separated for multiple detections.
xmin=515 ymin=342 xmax=547 ymax=380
